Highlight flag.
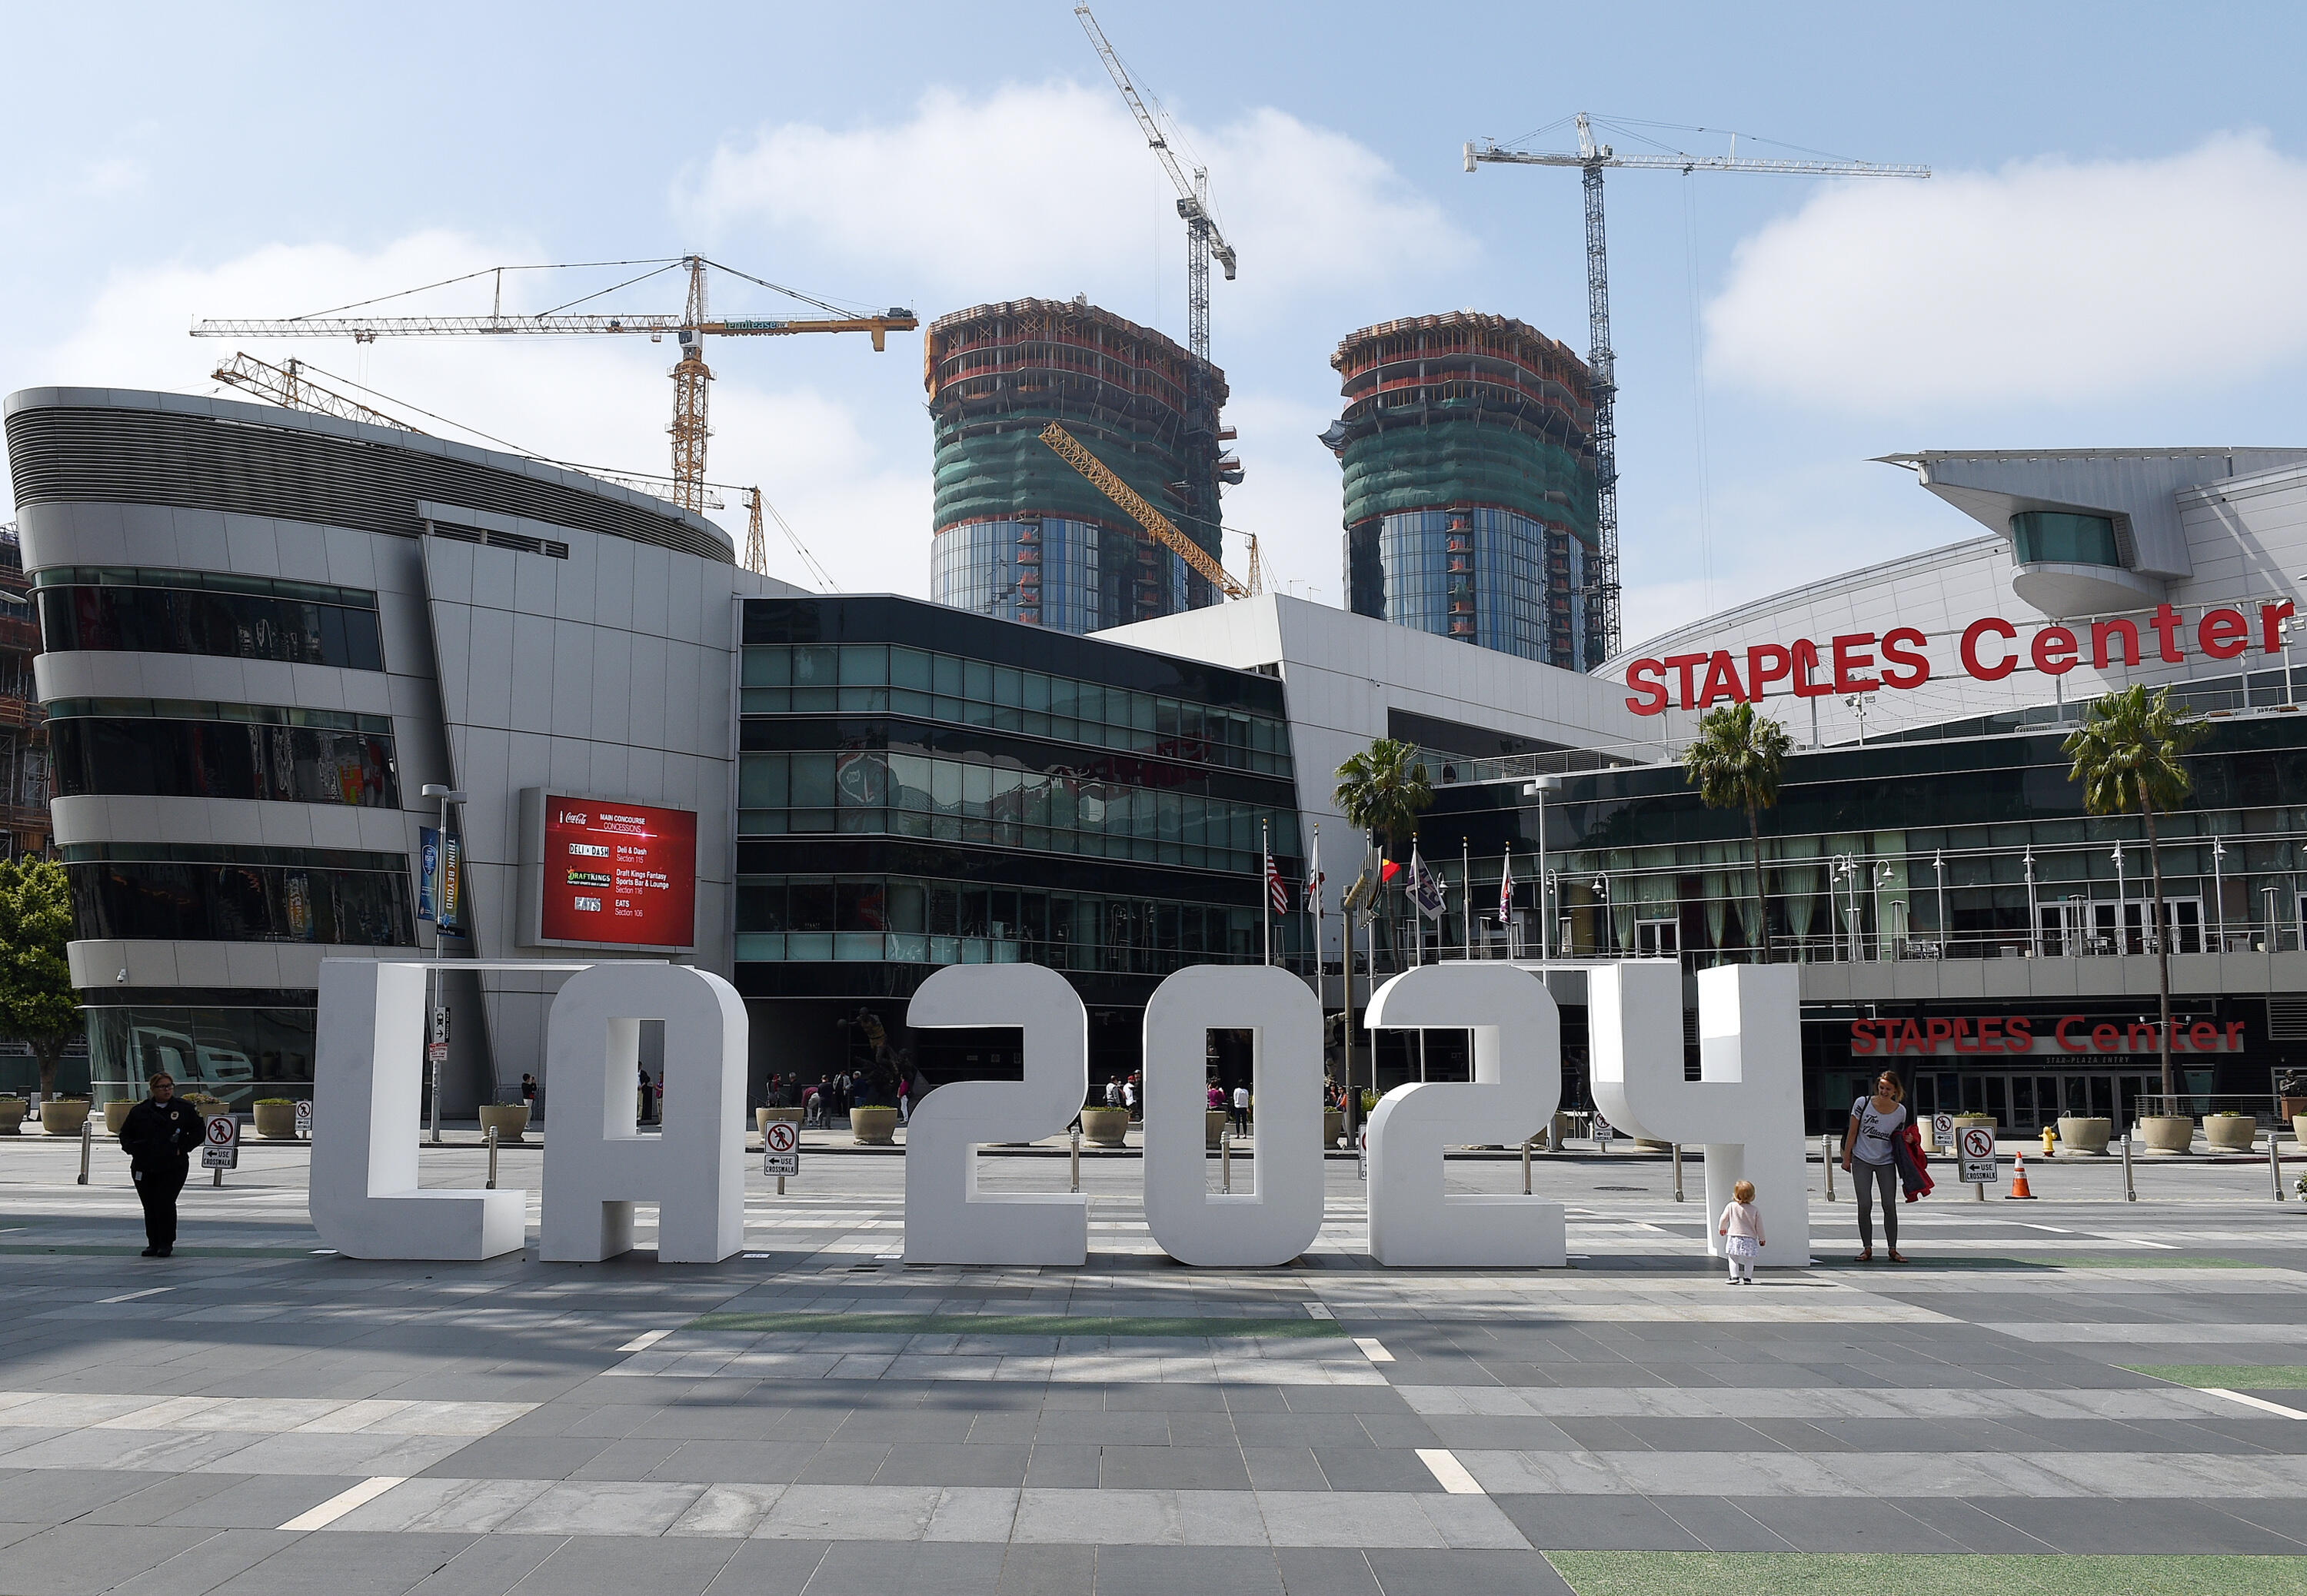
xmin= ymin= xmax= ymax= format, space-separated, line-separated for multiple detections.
xmin=1500 ymin=843 xmax=1513 ymax=927
xmin=1303 ymin=830 xmax=1324 ymax=914
xmin=1266 ymin=849 xmax=1289 ymax=916
xmin=1406 ymin=847 xmax=1446 ymax=923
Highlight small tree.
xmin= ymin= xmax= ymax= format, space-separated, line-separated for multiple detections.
xmin=0 ymin=858 xmax=81 ymax=1099
xmin=1333 ymin=737 xmax=1434 ymax=863
xmin=2063 ymin=684 xmax=2203 ymax=1111
xmin=1680 ymin=701 xmax=1792 ymax=963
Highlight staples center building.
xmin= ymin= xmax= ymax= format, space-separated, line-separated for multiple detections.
xmin=10 ymin=384 xmax=2304 ymax=1130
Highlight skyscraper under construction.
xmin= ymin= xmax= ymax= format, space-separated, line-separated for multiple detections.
xmin=927 ymin=298 xmax=1237 ymax=634
xmin=1326 ymin=312 xmax=1600 ymax=670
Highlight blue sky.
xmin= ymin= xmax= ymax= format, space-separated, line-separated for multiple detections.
xmin=6 ymin=1 xmax=2306 ymax=649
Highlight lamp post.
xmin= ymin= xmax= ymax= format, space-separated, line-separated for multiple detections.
xmin=1593 ymin=873 xmax=1610 ymax=956
xmin=1843 ymin=693 xmax=1873 ymax=745
xmin=1522 ymin=775 xmax=1563 ymax=962
xmin=419 ymin=783 xmax=468 ymax=1145
xmin=1874 ymin=860 xmax=1895 ymax=959
xmin=1932 ymin=850 xmax=1947 ymax=957
xmin=1829 ymin=855 xmax=1853 ymax=961
xmin=2212 ymin=838 xmax=2226 ymax=952
xmin=2112 ymin=840 xmax=2127 ymax=953
xmin=2025 ymin=845 xmax=2039 ymax=956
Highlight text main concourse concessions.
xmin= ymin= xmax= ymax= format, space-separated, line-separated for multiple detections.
xmin=1622 ymin=600 xmax=2299 ymax=715
xmin=521 ymin=790 xmax=698 ymax=950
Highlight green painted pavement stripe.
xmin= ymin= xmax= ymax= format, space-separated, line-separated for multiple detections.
xmin=2125 ymin=1365 xmax=2307 ymax=1389
xmin=1545 ymin=1552 xmax=2307 ymax=1595
xmin=687 ymin=1312 xmax=1347 ymax=1339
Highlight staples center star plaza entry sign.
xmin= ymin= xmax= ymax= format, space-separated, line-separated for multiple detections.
xmin=518 ymin=788 xmax=698 ymax=951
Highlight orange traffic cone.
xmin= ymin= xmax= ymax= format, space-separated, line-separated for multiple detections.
xmin=2006 ymin=1151 xmax=2036 ymax=1199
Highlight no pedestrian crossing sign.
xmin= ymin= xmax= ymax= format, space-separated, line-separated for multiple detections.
xmin=763 ymin=1118 xmax=800 ymax=1178
xmin=201 ymin=1113 xmax=239 ymax=1171
xmin=294 ymin=1099 xmax=313 ymax=1138
xmin=1932 ymin=1112 xmax=1955 ymax=1152
xmin=1957 ymin=1125 xmax=1999 ymax=1185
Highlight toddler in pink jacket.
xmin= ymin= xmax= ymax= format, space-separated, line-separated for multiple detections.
xmin=1716 ymin=1179 xmax=1764 ymax=1284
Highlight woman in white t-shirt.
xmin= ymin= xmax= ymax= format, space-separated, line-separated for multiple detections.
xmin=1841 ymin=1071 xmax=1909 ymax=1264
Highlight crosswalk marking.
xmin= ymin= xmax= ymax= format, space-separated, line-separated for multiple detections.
xmin=278 ymin=1475 xmax=408 ymax=1531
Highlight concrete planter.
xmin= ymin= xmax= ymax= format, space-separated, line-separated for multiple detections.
xmin=0 ymin=1096 xmax=23 ymax=1135
xmin=254 ymin=1101 xmax=301 ymax=1140
xmin=2054 ymin=1116 xmax=2112 ymax=1155
xmin=2295 ymin=1113 xmax=2307 ymax=1149
xmin=1325 ymin=1109 xmax=1344 ymax=1149
xmin=2137 ymin=1115 xmax=2195 ymax=1154
xmin=1080 ymin=1107 xmax=1130 ymax=1147
xmin=1207 ymin=1109 xmax=1229 ymax=1149
xmin=41 ymin=1099 xmax=90 ymax=1137
xmin=851 ymin=1106 xmax=899 ymax=1145
xmin=478 ymin=1103 xmax=529 ymax=1144
xmin=760 ymin=1106 xmax=804 ymax=1136
xmin=105 ymin=1099 xmax=136 ymax=1135
xmin=2203 ymin=1114 xmax=2256 ymax=1152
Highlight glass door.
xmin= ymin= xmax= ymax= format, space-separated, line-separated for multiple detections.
xmin=2041 ymin=896 xmax=2086 ymax=956
xmin=1635 ymin=918 xmax=1679 ymax=957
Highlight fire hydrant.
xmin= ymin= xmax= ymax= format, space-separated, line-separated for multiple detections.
xmin=2040 ymin=1124 xmax=2059 ymax=1156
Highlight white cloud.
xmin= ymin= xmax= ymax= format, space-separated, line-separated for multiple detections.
xmin=1703 ymin=132 xmax=2307 ymax=410
xmin=23 ymin=232 xmax=933 ymax=596
xmin=677 ymin=82 xmax=1466 ymax=320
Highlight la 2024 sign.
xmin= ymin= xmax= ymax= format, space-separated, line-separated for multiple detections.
xmin=309 ymin=959 xmax=1809 ymax=1270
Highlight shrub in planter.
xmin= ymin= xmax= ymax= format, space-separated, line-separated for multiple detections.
xmin=2202 ymin=1111 xmax=2256 ymax=1152
xmin=0 ymin=1096 xmax=25 ymax=1135
xmin=252 ymin=1099 xmax=300 ymax=1140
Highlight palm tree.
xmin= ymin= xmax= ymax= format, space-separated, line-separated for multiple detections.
xmin=1680 ymin=702 xmax=1792 ymax=963
xmin=2064 ymin=684 xmax=2204 ymax=1111
xmin=1333 ymin=737 xmax=1434 ymax=863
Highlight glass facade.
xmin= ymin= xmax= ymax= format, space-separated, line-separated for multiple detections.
xmin=65 ymin=844 xmax=415 ymax=946
xmin=930 ymin=517 xmax=1186 ymax=634
xmin=1348 ymin=507 xmax=1587 ymax=667
xmin=736 ymin=873 xmax=1263 ymax=971
xmin=35 ymin=567 xmax=385 ymax=670
xmin=49 ymin=699 xmax=398 ymax=807
xmin=82 ymin=999 xmax=318 ymax=1108
xmin=736 ymin=597 xmax=1303 ymax=1016
xmin=2010 ymin=510 xmax=2122 ymax=568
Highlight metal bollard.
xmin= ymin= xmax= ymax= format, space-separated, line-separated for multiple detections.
xmin=78 ymin=1114 xmax=94 ymax=1186
xmin=485 ymin=1125 xmax=499 ymax=1190
xmin=2273 ymin=1132 xmax=2286 ymax=1203
xmin=1672 ymin=1142 xmax=1684 ymax=1202
xmin=1220 ymin=1129 xmax=1231 ymax=1193
xmin=1521 ymin=1136 xmax=1533 ymax=1195
xmin=2123 ymin=1130 xmax=2136 ymax=1202
xmin=1822 ymin=1135 xmax=1836 ymax=1202
xmin=1070 ymin=1126 xmax=1081 ymax=1194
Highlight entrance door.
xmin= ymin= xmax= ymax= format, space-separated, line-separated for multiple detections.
xmin=1636 ymin=918 xmax=1679 ymax=957
xmin=2041 ymin=897 xmax=2086 ymax=956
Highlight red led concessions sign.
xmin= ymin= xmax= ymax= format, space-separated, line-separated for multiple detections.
xmin=1623 ymin=600 xmax=2299 ymax=717
xmin=539 ymin=797 xmax=697 ymax=949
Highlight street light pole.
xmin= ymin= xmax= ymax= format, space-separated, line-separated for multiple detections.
xmin=1523 ymin=775 xmax=1562 ymax=962
xmin=419 ymin=783 xmax=468 ymax=1146
xmin=2212 ymin=838 xmax=2226 ymax=952
xmin=1933 ymin=850 xmax=1947 ymax=956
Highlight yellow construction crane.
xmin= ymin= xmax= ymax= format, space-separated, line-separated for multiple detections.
xmin=192 ymin=254 xmax=916 ymax=516
xmin=1038 ymin=421 xmax=1250 ymax=600
xmin=211 ymin=352 xmax=411 ymax=433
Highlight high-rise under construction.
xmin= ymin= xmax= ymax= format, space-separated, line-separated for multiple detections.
xmin=927 ymin=298 xmax=1237 ymax=634
xmin=1324 ymin=312 xmax=1600 ymax=670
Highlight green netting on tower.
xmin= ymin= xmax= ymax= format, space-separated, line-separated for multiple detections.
xmin=1338 ymin=408 xmax=1596 ymax=544
xmin=931 ymin=416 xmax=1218 ymax=557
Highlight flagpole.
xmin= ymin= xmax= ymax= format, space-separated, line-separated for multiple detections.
xmin=1311 ymin=819 xmax=1324 ymax=999
xmin=1261 ymin=819 xmax=1273 ymax=966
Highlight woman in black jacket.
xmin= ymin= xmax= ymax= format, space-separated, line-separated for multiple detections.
xmin=118 ymin=1073 xmax=204 ymax=1258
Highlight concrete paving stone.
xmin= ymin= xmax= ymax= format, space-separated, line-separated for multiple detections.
xmin=0 ymin=1466 xmax=174 ymax=1521
xmin=417 ymin=1435 xmax=611 ymax=1481
xmin=694 ymin=1539 xmax=831 ymax=1596
xmin=642 ymin=1440 xmax=823 ymax=1483
xmin=1726 ymin=1494 xmax=1976 ymax=1553
xmin=1643 ymin=1496 xmax=1798 ymax=1553
xmin=1490 ymin=1493 xmax=1709 ymax=1551
xmin=208 ymin=1432 xmax=471 ymax=1478
xmin=922 ymin=1485 xmax=1024 ymax=1542
xmin=1889 ymin=1497 xmax=2062 ymax=1553
xmin=1269 ymin=1546 xmax=1384 ymax=1595
xmin=516 ymin=1533 xmax=742 ymax=1596
xmin=1415 ymin=1495 xmax=1535 ymax=1550
xmin=331 ymin=1478 xmax=555 ymax=1535
xmin=1098 ymin=1444 xmax=1253 ymax=1491
xmin=1019 ymin=1443 xmax=1100 ymax=1488
xmin=796 ymin=1539 xmax=1009 ymax=1594
xmin=104 ymin=1529 xmax=304 ymax=1596
xmin=491 ymin=1478 xmax=707 ymax=1536
xmin=1361 ymin=1548 xmax=1576 ymax=1595
xmin=1240 ymin=1446 xmax=1329 ymax=1492
xmin=1090 ymin=1544 xmax=1284 ymax=1595
xmin=1011 ymin=1487 xmax=1181 ymax=1545
xmin=201 ymin=1531 xmax=485 ymax=1596
xmin=159 ymin=1473 xmax=366 ymax=1530
xmin=753 ymin=1483 xmax=943 ymax=1541
xmin=791 ymin=1441 xmax=892 ymax=1485
xmin=1307 ymin=1448 xmax=1443 ymax=1494
xmin=869 ymin=1442 xmax=1030 ymax=1488
xmin=401 ymin=1534 xmax=568 ymax=1595
xmin=1960 ymin=1495 xmax=2307 ymax=1554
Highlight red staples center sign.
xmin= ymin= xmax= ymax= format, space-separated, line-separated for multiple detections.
xmin=541 ymin=797 xmax=697 ymax=948
xmin=1622 ymin=600 xmax=2298 ymax=716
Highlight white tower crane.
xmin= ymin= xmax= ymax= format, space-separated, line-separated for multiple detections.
xmin=1466 ymin=114 xmax=1930 ymax=663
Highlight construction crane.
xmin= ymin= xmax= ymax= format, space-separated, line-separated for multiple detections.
xmin=192 ymin=254 xmax=916 ymax=517
xmin=1040 ymin=421 xmax=1248 ymax=599
xmin=204 ymin=352 xmax=867 ymax=590
xmin=1074 ymin=4 xmax=1235 ymax=364
xmin=1465 ymin=115 xmax=1929 ymax=663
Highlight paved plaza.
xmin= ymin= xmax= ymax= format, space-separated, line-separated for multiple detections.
xmin=1 ymin=1132 xmax=2304 ymax=1594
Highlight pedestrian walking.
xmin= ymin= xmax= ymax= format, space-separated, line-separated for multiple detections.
xmin=118 ymin=1072 xmax=202 ymax=1259
xmin=1104 ymin=1077 xmax=1122 ymax=1109
xmin=1716 ymin=1179 xmax=1765 ymax=1285
xmin=638 ymin=1064 xmax=654 ymax=1123
xmin=520 ymin=1072 xmax=537 ymax=1106
xmin=1843 ymin=1070 xmax=1910 ymax=1264
xmin=1230 ymin=1083 xmax=1250 ymax=1135
xmin=1121 ymin=1077 xmax=1137 ymax=1119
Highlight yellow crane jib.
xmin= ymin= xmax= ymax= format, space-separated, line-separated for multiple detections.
xmin=1037 ymin=421 xmax=1246 ymax=600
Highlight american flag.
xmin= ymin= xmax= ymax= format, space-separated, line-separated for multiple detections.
xmin=1267 ymin=850 xmax=1289 ymax=916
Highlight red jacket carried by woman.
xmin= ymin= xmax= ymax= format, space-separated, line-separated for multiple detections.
xmin=1897 ymin=1122 xmax=1935 ymax=1202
